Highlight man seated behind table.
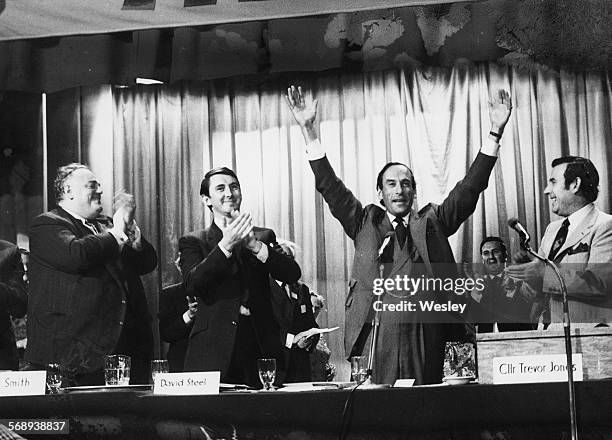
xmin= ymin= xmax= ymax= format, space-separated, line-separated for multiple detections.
xmin=158 ymin=256 xmax=198 ymax=372
xmin=469 ymin=236 xmax=535 ymax=332
xmin=0 ymin=239 xmax=27 ymax=370
xmin=269 ymin=240 xmax=319 ymax=382
xmin=179 ymin=166 xmax=301 ymax=387
xmin=24 ymin=164 xmax=157 ymax=385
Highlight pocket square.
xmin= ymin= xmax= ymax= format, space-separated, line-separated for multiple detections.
xmin=567 ymin=242 xmax=589 ymax=255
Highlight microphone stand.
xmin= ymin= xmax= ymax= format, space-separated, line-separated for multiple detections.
xmin=518 ymin=238 xmax=578 ymax=440
xmin=361 ymin=234 xmax=393 ymax=388
xmin=361 ymin=261 xmax=385 ymax=387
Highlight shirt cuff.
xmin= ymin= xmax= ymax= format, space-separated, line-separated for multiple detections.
xmin=285 ymin=333 xmax=295 ymax=349
xmin=255 ymin=242 xmax=269 ymax=263
xmin=218 ymin=243 xmax=232 ymax=258
xmin=182 ymin=311 xmax=193 ymax=324
xmin=480 ymin=136 xmax=500 ymax=157
xmin=305 ymin=139 xmax=326 ymax=161
xmin=108 ymin=229 xmax=129 ymax=247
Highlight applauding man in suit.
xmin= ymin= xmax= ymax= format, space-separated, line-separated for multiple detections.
xmin=179 ymin=167 xmax=301 ymax=386
xmin=25 ymin=164 xmax=157 ymax=385
xmin=506 ymin=156 xmax=612 ymax=327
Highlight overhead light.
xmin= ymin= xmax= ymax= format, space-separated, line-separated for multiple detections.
xmin=184 ymin=0 xmax=217 ymax=6
xmin=122 ymin=0 xmax=156 ymax=10
xmin=136 ymin=78 xmax=164 ymax=85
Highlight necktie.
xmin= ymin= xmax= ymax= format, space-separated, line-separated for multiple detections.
xmin=548 ymin=218 xmax=570 ymax=260
xmin=394 ymin=216 xmax=407 ymax=249
xmin=84 ymin=219 xmax=99 ymax=234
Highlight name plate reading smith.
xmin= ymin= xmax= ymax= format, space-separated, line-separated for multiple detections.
xmin=493 ymin=354 xmax=583 ymax=384
xmin=0 ymin=371 xmax=46 ymax=396
xmin=153 ymin=371 xmax=220 ymax=395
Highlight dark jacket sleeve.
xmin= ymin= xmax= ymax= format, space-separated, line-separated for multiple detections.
xmin=0 ymin=245 xmax=27 ymax=319
xmin=158 ymin=284 xmax=192 ymax=344
xmin=29 ymin=214 xmax=120 ymax=274
xmin=258 ymin=230 xmax=301 ymax=284
xmin=435 ymin=152 xmax=497 ymax=237
xmin=122 ymin=236 xmax=157 ymax=275
xmin=179 ymin=234 xmax=234 ymax=297
xmin=309 ymin=156 xmax=365 ymax=240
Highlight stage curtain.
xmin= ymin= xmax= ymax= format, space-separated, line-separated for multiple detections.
xmin=104 ymin=63 xmax=611 ymax=378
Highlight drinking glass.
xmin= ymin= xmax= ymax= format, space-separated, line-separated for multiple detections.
xmin=350 ymin=356 xmax=368 ymax=384
xmin=257 ymin=358 xmax=276 ymax=391
xmin=46 ymin=363 xmax=62 ymax=393
xmin=104 ymin=355 xmax=131 ymax=386
xmin=150 ymin=359 xmax=169 ymax=384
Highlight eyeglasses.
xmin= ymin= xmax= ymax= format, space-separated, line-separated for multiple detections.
xmin=85 ymin=181 xmax=101 ymax=191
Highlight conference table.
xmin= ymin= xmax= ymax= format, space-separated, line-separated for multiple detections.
xmin=2 ymin=380 xmax=612 ymax=439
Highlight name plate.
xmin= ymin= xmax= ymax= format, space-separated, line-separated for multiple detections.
xmin=0 ymin=371 xmax=46 ymax=396
xmin=153 ymin=371 xmax=220 ymax=395
xmin=493 ymin=354 xmax=583 ymax=384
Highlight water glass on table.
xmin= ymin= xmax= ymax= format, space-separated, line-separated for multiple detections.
xmin=257 ymin=358 xmax=276 ymax=391
xmin=150 ymin=359 xmax=169 ymax=384
xmin=350 ymin=355 xmax=368 ymax=384
xmin=46 ymin=363 xmax=62 ymax=393
xmin=104 ymin=354 xmax=131 ymax=386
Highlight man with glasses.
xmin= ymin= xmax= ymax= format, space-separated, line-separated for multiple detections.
xmin=24 ymin=163 xmax=157 ymax=386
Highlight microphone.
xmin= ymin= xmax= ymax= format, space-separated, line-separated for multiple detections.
xmin=508 ymin=218 xmax=531 ymax=248
xmin=378 ymin=231 xmax=395 ymax=260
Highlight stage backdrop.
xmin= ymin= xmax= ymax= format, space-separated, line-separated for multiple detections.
xmin=44 ymin=61 xmax=612 ymax=379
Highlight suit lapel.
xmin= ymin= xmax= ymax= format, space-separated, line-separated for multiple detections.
xmin=556 ymin=205 xmax=597 ymax=259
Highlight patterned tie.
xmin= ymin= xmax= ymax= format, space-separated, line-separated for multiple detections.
xmin=394 ymin=216 xmax=407 ymax=249
xmin=548 ymin=218 xmax=570 ymax=260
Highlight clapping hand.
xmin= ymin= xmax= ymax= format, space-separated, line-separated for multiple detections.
xmin=186 ymin=296 xmax=198 ymax=320
xmin=218 ymin=211 xmax=254 ymax=252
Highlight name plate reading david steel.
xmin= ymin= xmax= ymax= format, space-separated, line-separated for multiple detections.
xmin=153 ymin=371 xmax=220 ymax=395
xmin=493 ymin=354 xmax=583 ymax=384
xmin=0 ymin=371 xmax=46 ymax=396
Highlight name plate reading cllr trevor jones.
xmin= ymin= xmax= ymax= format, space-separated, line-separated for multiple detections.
xmin=0 ymin=371 xmax=46 ymax=396
xmin=493 ymin=354 xmax=583 ymax=384
xmin=153 ymin=371 xmax=220 ymax=395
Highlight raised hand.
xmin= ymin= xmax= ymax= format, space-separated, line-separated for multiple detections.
xmin=489 ymin=89 xmax=513 ymax=134
xmin=286 ymin=85 xmax=318 ymax=137
xmin=218 ymin=211 xmax=254 ymax=252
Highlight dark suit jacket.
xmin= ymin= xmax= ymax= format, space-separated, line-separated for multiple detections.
xmin=269 ymin=280 xmax=319 ymax=382
xmin=179 ymin=223 xmax=301 ymax=378
xmin=0 ymin=240 xmax=27 ymax=370
xmin=310 ymin=152 xmax=495 ymax=384
xmin=25 ymin=207 xmax=157 ymax=379
xmin=159 ymin=283 xmax=192 ymax=372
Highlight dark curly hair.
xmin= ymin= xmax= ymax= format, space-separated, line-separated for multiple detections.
xmin=53 ymin=163 xmax=88 ymax=203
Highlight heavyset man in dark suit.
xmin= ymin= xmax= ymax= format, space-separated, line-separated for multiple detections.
xmin=286 ymin=86 xmax=513 ymax=384
xmin=24 ymin=163 xmax=157 ymax=385
xmin=179 ymin=167 xmax=301 ymax=386
xmin=0 ymin=240 xmax=27 ymax=370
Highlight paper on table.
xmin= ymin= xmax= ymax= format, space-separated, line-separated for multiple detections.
xmin=294 ymin=327 xmax=339 ymax=342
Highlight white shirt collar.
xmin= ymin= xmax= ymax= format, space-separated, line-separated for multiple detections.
xmin=386 ymin=211 xmax=410 ymax=226
xmin=566 ymin=202 xmax=595 ymax=235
